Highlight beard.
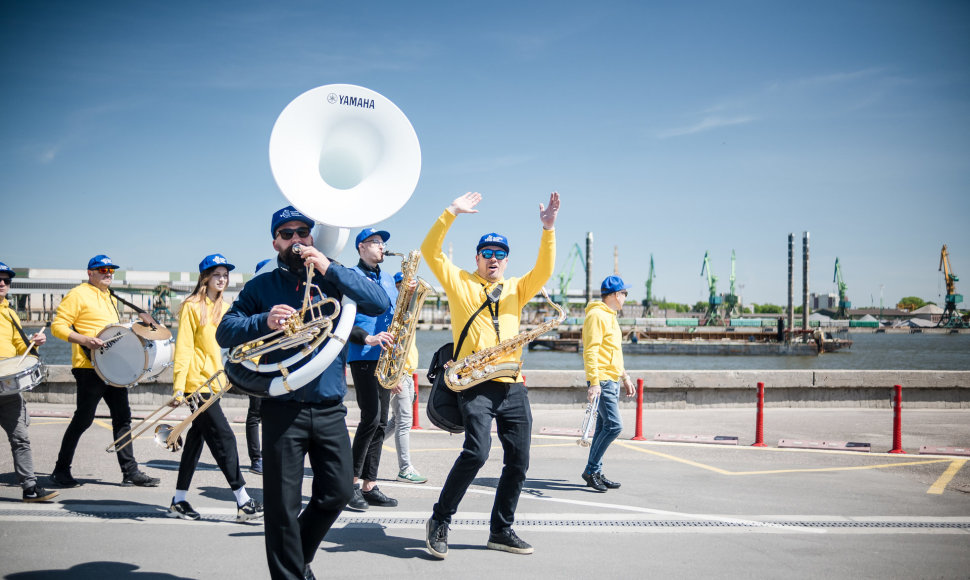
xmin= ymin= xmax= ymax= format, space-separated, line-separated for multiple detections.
xmin=280 ymin=246 xmax=305 ymax=272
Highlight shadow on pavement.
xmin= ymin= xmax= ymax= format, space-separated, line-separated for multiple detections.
xmin=6 ymin=562 xmax=195 ymax=580
xmin=322 ymin=522 xmax=476 ymax=560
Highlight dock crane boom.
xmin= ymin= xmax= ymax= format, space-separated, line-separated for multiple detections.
xmin=937 ymin=244 xmax=967 ymax=328
xmin=700 ymin=251 xmax=723 ymax=326
xmin=833 ymin=258 xmax=851 ymax=319
xmin=555 ymin=243 xmax=585 ymax=308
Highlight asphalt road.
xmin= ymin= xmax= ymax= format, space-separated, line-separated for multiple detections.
xmin=1 ymin=404 xmax=968 ymax=579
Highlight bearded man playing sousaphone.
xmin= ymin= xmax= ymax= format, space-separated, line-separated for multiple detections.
xmin=422 ymin=191 xmax=559 ymax=559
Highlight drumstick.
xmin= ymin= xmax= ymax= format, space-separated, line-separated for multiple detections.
xmin=14 ymin=337 xmax=38 ymax=367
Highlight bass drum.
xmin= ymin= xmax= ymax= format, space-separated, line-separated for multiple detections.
xmin=0 ymin=355 xmax=47 ymax=396
xmin=92 ymin=323 xmax=174 ymax=387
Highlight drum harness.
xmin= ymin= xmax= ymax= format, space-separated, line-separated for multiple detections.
xmin=4 ymin=312 xmax=39 ymax=356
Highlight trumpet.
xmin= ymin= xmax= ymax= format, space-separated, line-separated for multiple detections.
xmin=228 ymin=246 xmax=340 ymax=365
xmin=577 ymin=392 xmax=600 ymax=447
xmin=106 ymin=371 xmax=230 ymax=453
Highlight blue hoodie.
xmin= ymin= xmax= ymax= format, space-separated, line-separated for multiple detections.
xmin=347 ymin=261 xmax=397 ymax=362
xmin=217 ymin=259 xmax=390 ymax=403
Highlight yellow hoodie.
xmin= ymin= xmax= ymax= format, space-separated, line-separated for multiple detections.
xmin=173 ymin=297 xmax=229 ymax=395
xmin=582 ymin=300 xmax=625 ymax=384
xmin=421 ymin=209 xmax=556 ymax=382
xmin=51 ymin=283 xmax=120 ymax=369
xmin=0 ymin=298 xmax=29 ymax=358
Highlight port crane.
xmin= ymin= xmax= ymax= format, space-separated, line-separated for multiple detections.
xmin=937 ymin=244 xmax=968 ymax=328
xmin=833 ymin=258 xmax=851 ymax=319
xmin=555 ymin=243 xmax=585 ymax=308
xmin=700 ymin=251 xmax=723 ymax=326
xmin=723 ymin=250 xmax=740 ymax=318
xmin=642 ymin=254 xmax=655 ymax=312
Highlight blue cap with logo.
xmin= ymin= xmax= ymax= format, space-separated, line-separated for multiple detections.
xmin=600 ymin=275 xmax=630 ymax=296
xmin=393 ymin=272 xmax=404 ymax=284
xmin=0 ymin=262 xmax=15 ymax=278
xmin=198 ymin=253 xmax=235 ymax=273
xmin=255 ymin=259 xmax=271 ymax=273
xmin=271 ymin=205 xmax=315 ymax=237
xmin=87 ymin=255 xmax=119 ymax=270
xmin=476 ymin=233 xmax=510 ymax=254
xmin=355 ymin=227 xmax=390 ymax=250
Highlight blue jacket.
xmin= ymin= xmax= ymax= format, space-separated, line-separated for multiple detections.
xmin=216 ymin=259 xmax=390 ymax=403
xmin=347 ymin=262 xmax=397 ymax=362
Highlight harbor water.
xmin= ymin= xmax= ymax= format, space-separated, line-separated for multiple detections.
xmin=30 ymin=329 xmax=970 ymax=371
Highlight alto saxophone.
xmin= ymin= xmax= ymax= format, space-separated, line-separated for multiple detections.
xmin=444 ymin=287 xmax=565 ymax=392
xmin=376 ymin=250 xmax=433 ymax=389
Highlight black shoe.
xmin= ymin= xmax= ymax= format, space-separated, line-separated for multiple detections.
xmin=582 ymin=471 xmax=607 ymax=492
xmin=426 ymin=517 xmax=449 ymax=559
xmin=598 ymin=473 xmax=621 ymax=489
xmin=345 ymin=484 xmax=369 ymax=511
xmin=23 ymin=486 xmax=59 ymax=502
xmin=303 ymin=563 xmax=316 ymax=580
xmin=486 ymin=528 xmax=534 ymax=554
xmin=362 ymin=486 xmax=398 ymax=507
xmin=122 ymin=470 xmax=160 ymax=487
xmin=50 ymin=469 xmax=80 ymax=488
xmin=168 ymin=499 xmax=200 ymax=520
xmin=237 ymin=499 xmax=264 ymax=522
xmin=249 ymin=459 xmax=263 ymax=475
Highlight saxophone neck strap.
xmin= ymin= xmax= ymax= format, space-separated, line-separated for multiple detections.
xmin=454 ymin=284 xmax=502 ymax=358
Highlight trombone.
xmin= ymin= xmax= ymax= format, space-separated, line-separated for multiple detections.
xmin=106 ymin=371 xmax=231 ymax=453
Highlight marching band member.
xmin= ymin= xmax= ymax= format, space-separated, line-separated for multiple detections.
xmin=382 ymin=271 xmax=427 ymax=484
xmin=580 ymin=275 xmax=636 ymax=492
xmin=345 ymin=227 xmax=399 ymax=511
xmin=216 ymin=206 xmax=389 ymax=580
xmin=50 ymin=255 xmax=160 ymax=488
xmin=167 ymin=254 xmax=263 ymax=522
xmin=0 ymin=262 xmax=58 ymax=502
xmin=422 ymin=191 xmax=559 ymax=559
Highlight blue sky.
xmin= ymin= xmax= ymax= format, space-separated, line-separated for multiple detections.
xmin=2 ymin=1 xmax=968 ymax=308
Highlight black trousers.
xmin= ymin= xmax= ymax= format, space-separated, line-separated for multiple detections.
xmin=349 ymin=360 xmax=390 ymax=481
xmin=175 ymin=396 xmax=245 ymax=492
xmin=246 ymin=395 xmax=262 ymax=463
xmin=432 ymin=381 xmax=532 ymax=533
xmin=261 ymin=398 xmax=353 ymax=580
xmin=55 ymin=368 xmax=138 ymax=476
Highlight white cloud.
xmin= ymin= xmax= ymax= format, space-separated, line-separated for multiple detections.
xmin=657 ymin=115 xmax=756 ymax=139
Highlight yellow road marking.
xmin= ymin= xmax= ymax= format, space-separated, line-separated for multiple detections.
xmin=615 ymin=441 xmax=951 ymax=476
xmin=927 ymin=459 xmax=967 ymax=495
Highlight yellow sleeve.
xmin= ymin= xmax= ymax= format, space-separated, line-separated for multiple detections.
xmin=515 ymin=228 xmax=556 ymax=309
xmin=0 ymin=308 xmax=28 ymax=358
xmin=420 ymin=210 xmax=464 ymax=293
xmin=50 ymin=289 xmax=80 ymax=342
xmin=405 ymin=341 xmax=419 ymax=374
xmin=582 ymin=311 xmax=607 ymax=384
xmin=172 ymin=302 xmax=198 ymax=394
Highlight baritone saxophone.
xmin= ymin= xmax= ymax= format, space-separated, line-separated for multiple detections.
xmin=444 ymin=288 xmax=565 ymax=392
xmin=376 ymin=250 xmax=433 ymax=389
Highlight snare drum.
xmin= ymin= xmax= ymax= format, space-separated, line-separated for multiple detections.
xmin=91 ymin=322 xmax=174 ymax=387
xmin=0 ymin=355 xmax=47 ymax=396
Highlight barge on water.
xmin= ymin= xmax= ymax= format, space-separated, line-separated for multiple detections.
xmin=529 ymin=328 xmax=852 ymax=356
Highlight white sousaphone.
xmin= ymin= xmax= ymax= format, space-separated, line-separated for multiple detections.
xmin=228 ymin=84 xmax=421 ymax=397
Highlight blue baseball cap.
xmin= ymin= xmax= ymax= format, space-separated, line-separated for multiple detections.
xmin=87 ymin=255 xmax=119 ymax=270
xmin=477 ymin=233 xmax=510 ymax=254
xmin=255 ymin=259 xmax=271 ymax=273
xmin=271 ymin=205 xmax=315 ymax=237
xmin=600 ymin=275 xmax=630 ymax=296
xmin=198 ymin=253 xmax=235 ymax=274
xmin=0 ymin=262 xmax=15 ymax=278
xmin=355 ymin=227 xmax=390 ymax=250
xmin=393 ymin=272 xmax=404 ymax=284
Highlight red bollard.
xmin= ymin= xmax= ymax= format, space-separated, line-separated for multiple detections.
xmin=889 ymin=384 xmax=905 ymax=453
xmin=631 ymin=378 xmax=646 ymax=441
xmin=411 ymin=372 xmax=422 ymax=430
xmin=752 ymin=381 xmax=767 ymax=447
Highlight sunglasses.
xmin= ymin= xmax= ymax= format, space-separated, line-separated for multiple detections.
xmin=478 ymin=249 xmax=508 ymax=260
xmin=0 ymin=277 xmax=10 ymax=285
xmin=94 ymin=267 xmax=115 ymax=274
xmin=276 ymin=227 xmax=311 ymax=241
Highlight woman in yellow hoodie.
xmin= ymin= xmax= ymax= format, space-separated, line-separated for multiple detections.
xmin=168 ymin=254 xmax=262 ymax=523
xmin=581 ymin=275 xmax=635 ymax=492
